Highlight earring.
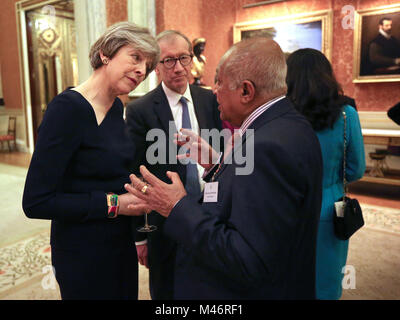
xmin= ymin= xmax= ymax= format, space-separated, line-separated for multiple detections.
xmin=103 ymin=58 xmax=109 ymax=65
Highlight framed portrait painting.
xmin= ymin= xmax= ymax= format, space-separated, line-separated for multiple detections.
xmin=233 ymin=10 xmax=333 ymax=60
xmin=353 ymin=4 xmax=400 ymax=83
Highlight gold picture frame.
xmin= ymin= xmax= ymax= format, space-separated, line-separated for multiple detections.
xmin=233 ymin=10 xmax=333 ymax=60
xmin=353 ymin=4 xmax=400 ymax=83
xmin=0 ymin=63 xmax=4 ymax=106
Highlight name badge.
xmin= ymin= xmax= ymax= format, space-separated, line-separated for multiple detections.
xmin=203 ymin=182 xmax=218 ymax=202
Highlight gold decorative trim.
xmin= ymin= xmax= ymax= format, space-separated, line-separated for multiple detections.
xmin=16 ymin=0 xmax=77 ymax=153
xmin=233 ymin=10 xmax=333 ymax=61
xmin=16 ymin=0 xmax=61 ymax=11
xmin=352 ymin=4 xmax=400 ymax=83
xmin=15 ymin=1 xmax=30 ymax=150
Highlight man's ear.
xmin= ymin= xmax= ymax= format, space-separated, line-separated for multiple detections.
xmin=240 ymin=80 xmax=255 ymax=103
xmin=155 ymin=65 xmax=160 ymax=77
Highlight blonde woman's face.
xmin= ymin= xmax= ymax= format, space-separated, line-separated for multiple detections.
xmin=104 ymin=44 xmax=148 ymax=95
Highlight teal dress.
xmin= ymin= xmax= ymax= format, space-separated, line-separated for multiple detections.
xmin=315 ymin=105 xmax=366 ymax=300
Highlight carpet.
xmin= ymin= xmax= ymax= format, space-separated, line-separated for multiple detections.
xmin=0 ymin=230 xmax=58 ymax=299
xmin=362 ymin=204 xmax=400 ymax=234
xmin=0 ymin=163 xmax=50 ymax=246
xmin=0 ymin=162 xmax=151 ymax=300
xmin=1 ymin=201 xmax=398 ymax=300
xmin=342 ymin=226 xmax=400 ymax=300
xmin=0 ymin=229 xmax=150 ymax=300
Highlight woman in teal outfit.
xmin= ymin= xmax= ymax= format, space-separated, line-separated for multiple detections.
xmin=286 ymin=48 xmax=366 ymax=300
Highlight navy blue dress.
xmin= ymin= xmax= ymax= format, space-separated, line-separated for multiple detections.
xmin=22 ymin=88 xmax=138 ymax=299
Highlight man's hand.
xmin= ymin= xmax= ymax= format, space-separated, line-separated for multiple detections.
xmin=136 ymin=243 xmax=148 ymax=268
xmin=175 ymin=128 xmax=220 ymax=171
xmin=124 ymin=166 xmax=187 ymax=217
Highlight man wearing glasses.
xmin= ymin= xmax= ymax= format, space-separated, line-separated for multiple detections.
xmin=126 ymin=30 xmax=221 ymax=300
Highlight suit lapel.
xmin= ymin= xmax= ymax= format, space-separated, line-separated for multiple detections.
xmin=213 ymin=97 xmax=293 ymax=180
xmin=190 ymin=85 xmax=208 ymax=130
xmin=153 ymin=84 xmax=186 ymax=179
xmin=153 ymin=84 xmax=177 ymax=134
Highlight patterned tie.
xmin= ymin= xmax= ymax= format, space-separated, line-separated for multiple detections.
xmin=180 ymin=96 xmax=201 ymax=196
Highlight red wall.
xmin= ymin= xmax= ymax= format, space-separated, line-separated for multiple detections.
xmin=0 ymin=0 xmax=128 ymax=112
xmin=106 ymin=0 xmax=127 ymax=27
xmin=1 ymin=0 xmax=399 ymax=114
xmin=332 ymin=0 xmax=400 ymax=112
xmin=157 ymin=0 xmax=400 ymax=112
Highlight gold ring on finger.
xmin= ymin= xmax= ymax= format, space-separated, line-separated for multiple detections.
xmin=141 ymin=185 xmax=148 ymax=194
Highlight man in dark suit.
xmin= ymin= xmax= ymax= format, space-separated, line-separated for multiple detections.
xmin=126 ymin=38 xmax=323 ymax=299
xmin=125 ymin=30 xmax=221 ymax=300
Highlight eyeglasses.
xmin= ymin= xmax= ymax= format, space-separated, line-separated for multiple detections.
xmin=159 ymin=54 xmax=193 ymax=69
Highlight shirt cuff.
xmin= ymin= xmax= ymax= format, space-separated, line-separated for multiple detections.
xmin=135 ymin=240 xmax=147 ymax=246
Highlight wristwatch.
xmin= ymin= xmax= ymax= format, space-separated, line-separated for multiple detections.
xmin=106 ymin=193 xmax=119 ymax=218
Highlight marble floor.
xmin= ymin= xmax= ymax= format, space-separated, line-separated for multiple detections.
xmin=0 ymin=151 xmax=399 ymax=300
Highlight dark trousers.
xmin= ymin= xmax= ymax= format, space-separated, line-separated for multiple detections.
xmin=148 ymin=249 xmax=176 ymax=300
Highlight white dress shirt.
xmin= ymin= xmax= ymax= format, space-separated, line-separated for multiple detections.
xmin=161 ymin=82 xmax=205 ymax=190
xmin=135 ymin=83 xmax=205 ymax=246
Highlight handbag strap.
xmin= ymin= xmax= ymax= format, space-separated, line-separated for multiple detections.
xmin=342 ymin=110 xmax=348 ymax=197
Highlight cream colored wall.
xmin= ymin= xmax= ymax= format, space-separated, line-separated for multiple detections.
xmin=74 ymin=0 xmax=107 ymax=85
xmin=127 ymin=0 xmax=157 ymax=97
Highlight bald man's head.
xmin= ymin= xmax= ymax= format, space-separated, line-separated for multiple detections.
xmin=217 ymin=38 xmax=287 ymax=97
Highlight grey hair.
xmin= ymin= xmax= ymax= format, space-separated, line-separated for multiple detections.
xmin=218 ymin=38 xmax=287 ymax=96
xmin=156 ymin=30 xmax=193 ymax=54
xmin=89 ymin=21 xmax=160 ymax=78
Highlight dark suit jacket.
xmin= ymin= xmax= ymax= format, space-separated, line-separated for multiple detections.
xmin=164 ymin=97 xmax=323 ymax=299
xmin=125 ymin=83 xmax=221 ymax=299
xmin=369 ymin=34 xmax=400 ymax=68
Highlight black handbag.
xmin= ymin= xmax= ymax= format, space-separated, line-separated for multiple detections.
xmin=333 ymin=110 xmax=364 ymax=240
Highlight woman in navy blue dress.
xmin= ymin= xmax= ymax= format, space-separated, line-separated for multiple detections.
xmin=22 ymin=22 xmax=160 ymax=299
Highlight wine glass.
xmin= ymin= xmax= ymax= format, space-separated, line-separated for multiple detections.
xmin=135 ymin=176 xmax=157 ymax=233
xmin=136 ymin=209 xmax=157 ymax=233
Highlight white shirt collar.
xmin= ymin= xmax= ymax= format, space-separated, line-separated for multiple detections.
xmin=379 ymin=29 xmax=391 ymax=39
xmin=239 ymin=95 xmax=286 ymax=136
xmin=161 ymin=82 xmax=193 ymax=107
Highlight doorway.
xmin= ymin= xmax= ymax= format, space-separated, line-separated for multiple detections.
xmin=17 ymin=0 xmax=78 ymax=146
